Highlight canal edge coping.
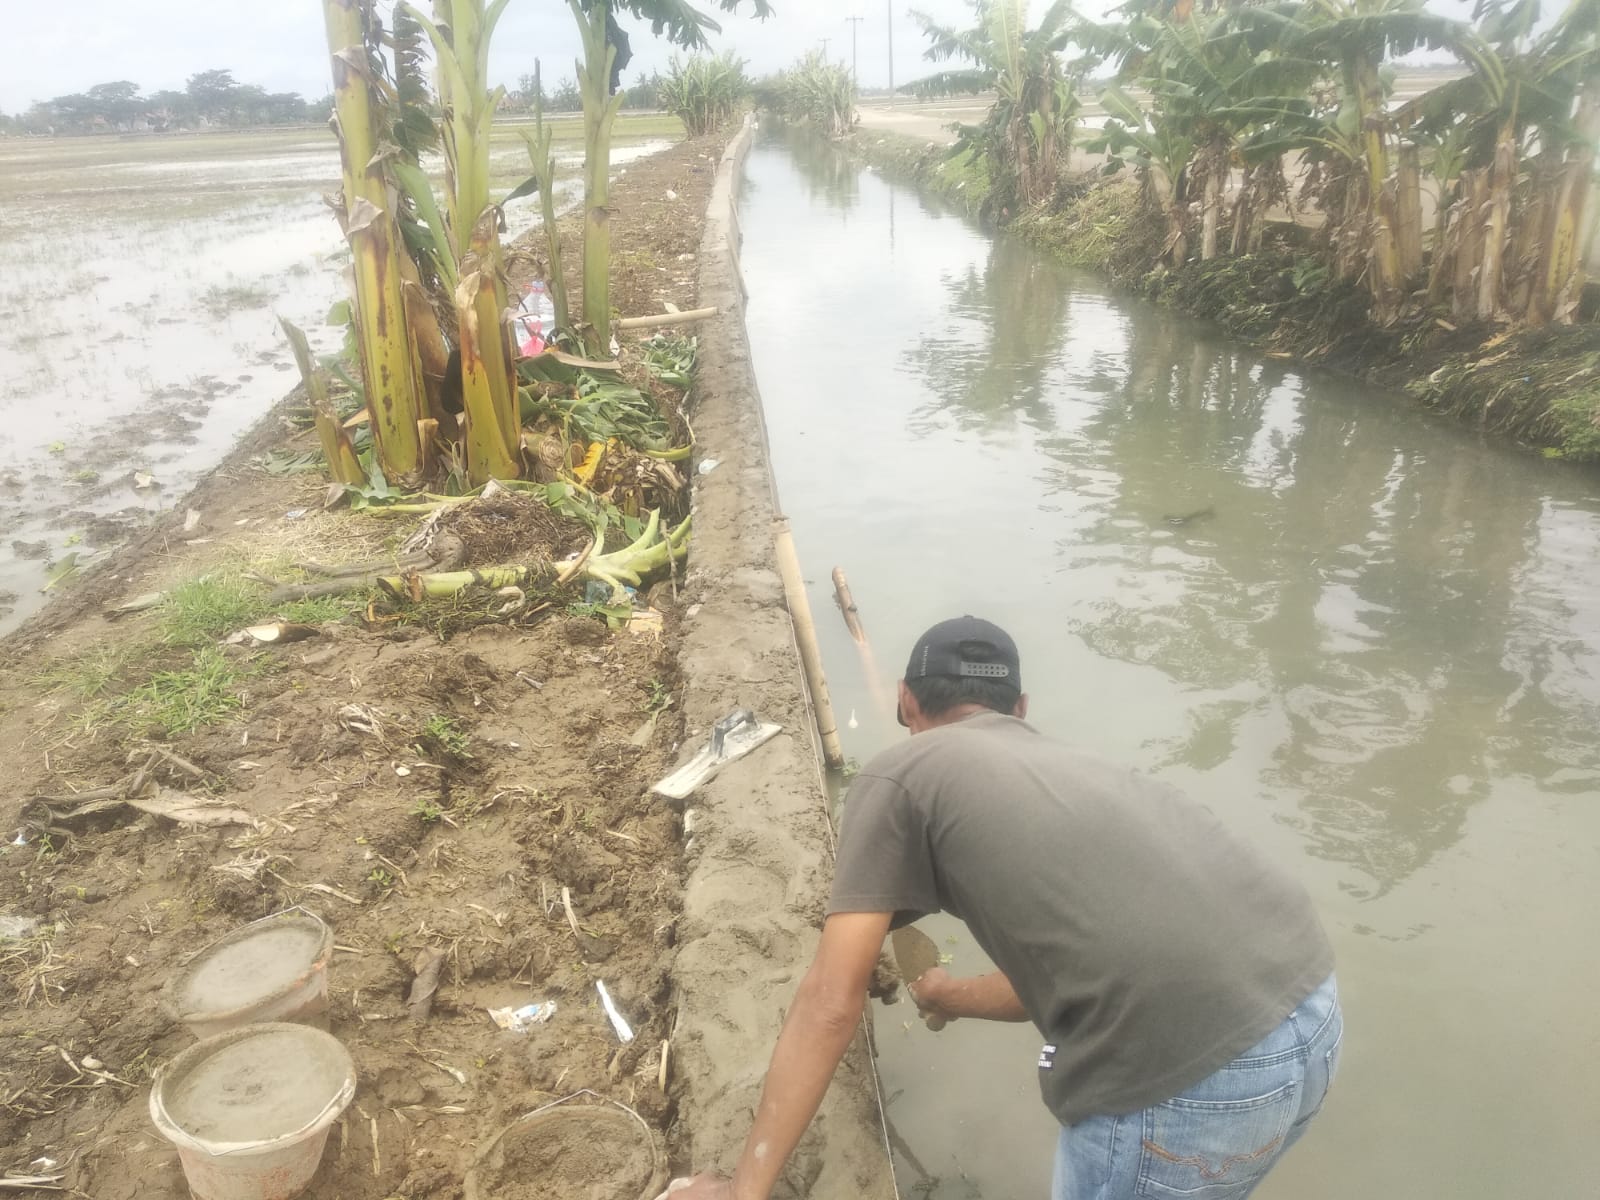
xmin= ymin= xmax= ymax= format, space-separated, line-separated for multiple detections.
xmin=668 ymin=116 xmax=899 ymax=1199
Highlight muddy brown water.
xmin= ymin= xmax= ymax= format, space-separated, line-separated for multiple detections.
xmin=0 ymin=126 xmax=668 ymax=636
xmin=740 ymin=130 xmax=1600 ymax=1198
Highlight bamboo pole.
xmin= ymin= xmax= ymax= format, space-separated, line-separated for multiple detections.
xmin=773 ymin=519 xmax=845 ymax=768
xmin=616 ymin=308 xmax=721 ymax=330
xmin=831 ymin=567 xmax=865 ymax=644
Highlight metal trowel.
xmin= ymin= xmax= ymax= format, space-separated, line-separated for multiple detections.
xmin=891 ymin=925 xmax=948 ymax=1031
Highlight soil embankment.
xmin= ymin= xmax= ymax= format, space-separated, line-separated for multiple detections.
xmin=0 ymin=128 xmax=892 ymax=1198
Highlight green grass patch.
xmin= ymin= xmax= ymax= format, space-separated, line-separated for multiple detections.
xmin=416 ymin=713 xmax=472 ymax=760
xmin=159 ymin=574 xmax=271 ymax=645
xmin=98 ymin=647 xmax=249 ymax=737
xmin=930 ymin=147 xmax=991 ymax=213
xmin=277 ymin=594 xmax=361 ymax=625
xmin=33 ymin=645 xmax=139 ymax=698
xmin=158 ymin=571 xmax=360 ymax=644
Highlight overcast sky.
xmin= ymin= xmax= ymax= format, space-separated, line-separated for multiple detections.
xmin=2 ymin=1 xmax=1135 ymax=113
xmin=4 ymin=0 xmax=1474 ymax=114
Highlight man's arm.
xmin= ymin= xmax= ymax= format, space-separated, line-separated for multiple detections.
xmin=671 ymin=910 xmax=892 ymax=1200
xmin=910 ymin=966 xmax=1029 ymax=1023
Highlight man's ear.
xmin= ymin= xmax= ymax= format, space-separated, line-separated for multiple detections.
xmin=1013 ymin=693 xmax=1029 ymax=720
xmin=897 ymin=680 xmax=919 ymax=730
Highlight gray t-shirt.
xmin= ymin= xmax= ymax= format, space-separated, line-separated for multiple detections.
xmin=828 ymin=712 xmax=1334 ymax=1126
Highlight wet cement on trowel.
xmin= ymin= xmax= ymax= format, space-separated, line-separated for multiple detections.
xmin=173 ymin=922 xmax=324 ymax=1013
xmin=164 ymin=1027 xmax=348 ymax=1143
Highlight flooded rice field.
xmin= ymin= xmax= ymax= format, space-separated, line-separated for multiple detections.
xmin=740 ymin=131 xmax=1600 ymax=1199
xmin=0 ymin=116 xmax=675 ymax=633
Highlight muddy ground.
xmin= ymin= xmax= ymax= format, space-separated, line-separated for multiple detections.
xmin=0 ymin=133 xmax=738 ymax=1199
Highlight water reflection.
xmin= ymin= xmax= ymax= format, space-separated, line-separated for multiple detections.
xmin=1038 ymin=316 xmax=1600 ymax=894
xmin=904 ymin=237 xmax=1071 ymax=435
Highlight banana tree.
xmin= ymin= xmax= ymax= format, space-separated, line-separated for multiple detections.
xmin=323 ymin=0 xmax=430 ymax=484
xmin=1091 ymin=7 xmax=1318 ymax=262
xmin=1271 ymin=0 xmax=1493 ymax=322
xmin=1394 ymin=0 xmax=1597 ymax=323
xmin=1084 ymin=84 xmax=1197 ymax=265
xmin=567 ymin=0 xmax=774 ymax=353
xmin=401 ymin=0 xmax=524 ymax=484
xmin=907 ymin=0 xmax=1081 ymax=215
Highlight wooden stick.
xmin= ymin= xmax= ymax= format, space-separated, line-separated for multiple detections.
xmin=615 ymin=307 xmax=719 ymax=330
xmin=773 ymin=518 xmax=845 ymax=768
xmin=561 ymin=887 xmax=582 ymax=940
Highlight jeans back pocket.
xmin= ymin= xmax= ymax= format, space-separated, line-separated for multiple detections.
xmin=1136 ymin=1080 xmax=1300 ymax=1198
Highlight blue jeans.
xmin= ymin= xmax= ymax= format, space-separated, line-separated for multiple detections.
xmin=1053 ymin=974 xmax=1342 ymax=1200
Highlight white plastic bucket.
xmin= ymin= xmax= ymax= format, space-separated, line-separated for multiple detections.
xmin=163 ymin=910 xmax=334 ymax=1040
xmin=149 ymin=1022 xmax=356 ymax=1200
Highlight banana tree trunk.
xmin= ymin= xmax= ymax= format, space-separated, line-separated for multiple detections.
xmin=1147 ymin=165 xmax=1187 ymax=268
xmin=1395 ymin=144 xmax=1423 ymax=281
xmin=1453 ymin=169 xmax=1489 ymax=322
xmin=1200 ymin=140 xmax=1225 ymax=262
xmin=324 ymin=0 xmax=426 ymax=484
xmin=1353 ymin=54 xmax=1402 ymax=321
xmin=456 ymin=214 xmax=520 ymax=484
xmin=573 ymin=0 xmax=624 ymax=353
xmin=1427 ymin=178 xmax=1462 ymax=308
xmin=1528 ymin=82 xmax=1599 ymax=326
xmin=1476 ymin=105 xmax=1518 ymax=323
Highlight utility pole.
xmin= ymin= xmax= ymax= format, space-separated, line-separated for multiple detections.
xmin=820 ymin=36 xmax=832 ymax=62
xmin=846 ymin=15 xmax=864 ymax=83
xmin=886 ymin=0 xmax=895 ymax=107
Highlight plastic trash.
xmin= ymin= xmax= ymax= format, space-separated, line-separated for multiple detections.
xmin=651 ymin=709 xmax=782 ymax=802
xmin=515 ymin=280 xmax=556 ymax=357
xmin=487 ymin=1001 xmax=557 ymax=1033
xmin=1 ymin=914 xmax=41 ymax=940
xmin=595 ymin=981 xmax=634 ymax=1044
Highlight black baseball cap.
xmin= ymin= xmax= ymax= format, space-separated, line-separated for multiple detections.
xmin=898 ymin=616 xmax=1022 ymax=726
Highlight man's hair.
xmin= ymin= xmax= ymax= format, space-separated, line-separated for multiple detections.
xmin=905 ymin=674 xmax=1020 ymax=719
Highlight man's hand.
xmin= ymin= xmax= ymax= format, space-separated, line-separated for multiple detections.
xmin=654 ymin=1175 xmax=732 ymax=1200
xmin=907 ymin=967 xmax=1030 ymax=1023
xmin=906 ymin=966 xmax=958 ymax=1027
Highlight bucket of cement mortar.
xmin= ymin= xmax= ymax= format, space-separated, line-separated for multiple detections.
xmin=149 ymin=1021 xmax=355 ymax=1200
xmin=163 ymin=910 xmax=334 ymax=1040
xmin=464 ymin=1097 xmax=665 ymax=1200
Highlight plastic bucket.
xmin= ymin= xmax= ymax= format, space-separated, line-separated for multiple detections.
xmin=149 ymin=1022 xmax=356 ymax=1200
xmin=163 ymin=910 xmax=334 ymax=1040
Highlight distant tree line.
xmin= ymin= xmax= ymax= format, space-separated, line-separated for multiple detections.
xmin=0 ymin=70 xmax=334 ymax=135
xmin=507 ymin=69 xmax=668 ymax=114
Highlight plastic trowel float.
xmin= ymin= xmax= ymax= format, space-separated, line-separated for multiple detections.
xmin=651 ymin=709 xmax=782 ymax=801
xmin=891 ymin=925 xmax=948 ymax=1031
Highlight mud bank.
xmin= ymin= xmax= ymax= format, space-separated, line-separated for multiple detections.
xmin=846 ymin=127 xmax=1600 ymax=465
xmin=667 ymin=118 xmax=897 ymax=1198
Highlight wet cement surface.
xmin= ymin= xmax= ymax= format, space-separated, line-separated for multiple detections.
xmin=739 ymin=130 xmax=1600 ymax=1199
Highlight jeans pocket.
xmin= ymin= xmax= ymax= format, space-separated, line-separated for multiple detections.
xmin=1136 ymin=1081 xmax=1299 ymax=1198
